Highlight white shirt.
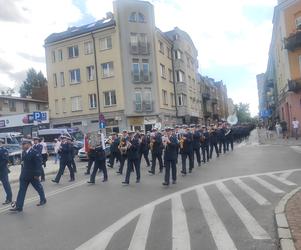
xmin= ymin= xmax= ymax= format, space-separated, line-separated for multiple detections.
xmin=40 ymin=142 xmax=48 ymax=154
xmin=54 ymin=141 xmax=61 ymax=153
xmin=292 ymin=120 xmax=299 ymax=129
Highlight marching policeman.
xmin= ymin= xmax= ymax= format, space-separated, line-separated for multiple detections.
xmin=0 ymin=139 xmax=12 ymax=205
xmin=32 ymin=137 xmax=44 ymax=181
xmin=122 ymin=131 xmax=140 ymax=185
xmin=180 ymin=125 xmax=194 ymax=175
xmin=192 ymin=124 xmax=202 ymax=167
xmin=68 ymin=138 xmax=77 ymax=173
xmin=209 ymin=125 xmax=219 ymax=159
xmin=201 ymin=125 xmax=210 ymax=163
xmin=85 ymin=146 xmax=96 ymax=175
xmin=52 ymin=136 xmax=75 ymax=183
xmin=139 ymin=132 xmax=151 ymax=168
xmin=108 ymin=133 xmax=120 ymax=169
xmin=217 ymin=122 xmax=226 ymax=154
xmin=87 ymin=138 xmax=107 ymax=183
xmin=162 ymin=128 xmax=179 ymax=186
xmin=10 ymin=139 xmax=46 ymax=212
xmin=149 ymin=129 xmax=164 ymax=175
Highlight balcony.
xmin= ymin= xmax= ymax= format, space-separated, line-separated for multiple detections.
xmin=132 ymin=71 xmax=152 ymax=83
xmin=288 ymin=78 xmax=301 ymax=92
xmin=133 ymin=101 xmax=153 ymax=113
xmin=202 ymin=92 xmax=211 ymax=100
xmin=284 ymin=31 xmax=301 ymax=51
xmin=129 ymin=42 xmax=150 ymax=55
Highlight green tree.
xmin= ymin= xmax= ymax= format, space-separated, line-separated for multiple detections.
xmin=19 ymin=68 xmax=47 ymax=97
xmin=235 ymin=102 xmax=252 ymax=123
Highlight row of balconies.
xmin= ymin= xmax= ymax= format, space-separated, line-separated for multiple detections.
xmin=131 ymin=71 xmax=152 ymax=83
xmin=133 ymin=101 xmax=153 ymax=113
xmin=129 ymin=42 xmax=150 ymax=55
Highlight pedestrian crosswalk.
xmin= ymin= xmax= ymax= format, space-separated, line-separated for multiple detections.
xmin=76 ymin=169 xmax=301 ymax=250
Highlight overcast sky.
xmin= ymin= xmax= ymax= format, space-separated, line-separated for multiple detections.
xmin=0 ymin=0 xmax=277 ymax=116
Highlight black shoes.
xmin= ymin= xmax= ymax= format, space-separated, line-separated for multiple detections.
xmin=2 ymin=200 xmax=12 ymax=205
xmin=181 ymin=170 xmax=187 ymax=175
xmin=116 ymin=171 xmax=122 ymax=175
xmin=162 ymin=182 xmax=169 ymax=186
xmin=69 ymin=179 xmax=75 ymax=182
xmin=102 ymin=179 xmax=108 ymax=182
xmin=84 ymin=172 xmax=90 ymax=175
xmin=87 ymin=181 xmax=95 ymax=184
xmin=122 ymin=181 xmax=129 ymax=185
xmin=136 ymin=179 xmax=140 ymax=183
xmin=51 ymin=180 xmax=58 ymax=183
xmin=148 ymin=171 xmax=154 ymax=175
xmin=9 ymin=207 xmax=22 ymax=212
xmin=198 ymin=162 xmax=201 ymax=167
xmin=189 ymin=169 xmax=192 ymax=173
xmin=37 ymin=199 xmax=47 ymax=206
xmin=172 ymin=180 xmax=177 ymax=184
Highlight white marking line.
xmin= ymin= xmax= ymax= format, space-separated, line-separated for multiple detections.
xmin=216 ymin=182 xmax=270 ymax=240
xmin=172 ymin=195 xmax=191 ymax=250
xmin=233 ymin=179 xmax=271 ymax=206
xmin=250 ymin=176 xmax=284 ymax=194
xmin=267 ymin=174 xmax=296 ymax=186
xmin=197 ymin=187 xmax=237 ymax=250
xmin=128 ymin=205 xmax=155 ymax=250
xmin=279 ymin=172 xmax=293 ymax=180
xmin=75 ymin=169 xmax=299 ymax=250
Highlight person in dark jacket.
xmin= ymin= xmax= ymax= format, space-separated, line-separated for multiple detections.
xmin=217 ymin=122 xmax=226 ymax=154
xmin=0 ymin=139 xmax=12 ymax=205
xmin=10 ymin=139 xmax=46 ymax=212
xmin=180 ymin=126 xmax=194 ymax=175
xmin=67 ymin=138 xmax=77 ymax=173
xmin=85 ymin=147 xmax=96 ymax=175
xmin=108 ymin=133 xmax=120 ymax=168
xmin=149 ymin=129 xmax=164 ymax=175
xmin=225 ymin=125 xmax=234 ymax=151
xmin=201 ymin=125 xmax=210 ymax=163
xmin=192 ymin=124 xmax=202 ymax=167
xmin=209 ymin=125 xmax=219 ymax=159
xmin=32 ymin=137 xmax=44 ymax=181
xmin=122 ymin=132 xmax=140 ymax=185
xmin=52 ymin=136 xmax=75 ymax=183
xmin=162 ymin=128 xmax=179 ymax=186
xmin=139 ymin=132 xmax=150 ymax=167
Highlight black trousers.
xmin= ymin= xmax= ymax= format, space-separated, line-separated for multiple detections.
xmin=164 ymin=159 xmax=177 ymax=184
xmin=193 ymin=147 xmax=201 ymax=165
xmin=86 ymin=157 xmax=95 ymax=174
xmin=201 ymin=145 xmax=210 ymax=162
xmin=54 ymin=159 xmax=74 ymax=183
xmin=118 ymin=154 xmax=127 ymax=174
xmin=90 ymin=160 xmax=107 ymax=182
xmin=140 ymin=150 xmax=150 ymax=166
xmin=125 ymin=158 xmax=140 ymax=183
xmin=151 ymin=152 xmax=163 ymax=173
xmin=0 ymin=174 xmax=12 ymax=202
xmin=109 ymin=152 xmax=120 ymax=168
xmin=218 ymin=140 xmax=226 ymax=154
xmin=226 ymin=139 xmax=234 ymax=151
xmin=181 ymin=152 xmax=194 ymax=173
xmin=71 ymin=158 xmax=77 ymax=172
xmin=210 ymin=143 xmax=219 ymax=158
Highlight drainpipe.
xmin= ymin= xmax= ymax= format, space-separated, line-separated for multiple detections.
xmin=171 ymin=44 xmax=178 ymax=119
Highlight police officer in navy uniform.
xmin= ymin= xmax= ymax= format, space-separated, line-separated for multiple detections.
xmin=180 ymin=125 xmax=194 ymax=175
xmin=162 ymin=127 xmax=179 ymax=186
xmin=209 ymin=125 xmax=219 ymax=159
xmin=10 ymin=139 xmax=46 ymax=212
xmin=32 ymin=137 xmax=44 ymax=181
xmin=122 ymin=131 xmax=140 ymax=185
xmin=87 ymin=138 xmax=107 ymax=183
xmin=52 ymin=136 xmax=75 ymax=183
xmin=68 ymin=137 xmax=77 ymax=173
xmin=85 ymin=146 xmax=96 ymax=175
xmin=139 ymin=131 xmax=151 ymax=167
xmin=149 ymin=129 xmax=164 ymax=175
xmin=0 ymin=139 xmax=12 ymax=205
xmin=201 ymin=125 xmax=210 ymax=163
xmin=192 ymin=124 xmax=202 ymax=167
xmin=217 ymin=122 xmax=226 ymax=154
xmin=108 ymin=132 xmax=120 ymax=169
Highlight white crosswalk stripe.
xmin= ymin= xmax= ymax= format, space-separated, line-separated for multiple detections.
xmin=279 ymin=171 xmax=293 ymax=180
xmin=216 ymin=182 xmax=271 ymax=240
xmin=232 ymin=178 xmax=271 ymax=206
xmin=267 ymin=174 xmax=296 ymax=186
xmin=250 ymin=176 xmax=285 ymax=194
xmin=197 ymin=187 xmax=237 ymax=250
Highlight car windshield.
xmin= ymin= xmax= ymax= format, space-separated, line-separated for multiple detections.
xmin=71 ymin=131 xmax=84 ymax=141
xmin=41 ymin=134 xmax=61 ymax=142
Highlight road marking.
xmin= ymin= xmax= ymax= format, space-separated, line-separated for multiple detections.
xmin=267 ymin=174 xmax=296 ymax=186
xmin=279 ymin=171 xmax=293 ymax=180
xmin=216 ymin=182 xmax=270 ymax=240
xmin=128 ymin=205 xmax=155 ymax=250
xmin=250 ymin=176 xmax=285 ymax=194
xmin=76 ymin=169 xmax=299 ymax=250
xmin=196 ymin=187 xmax=237 ymax=250
xmin=233 ymin=178 xmax=271 ymax=206
xmin=172 ymin=195 xmax=191 ymax=250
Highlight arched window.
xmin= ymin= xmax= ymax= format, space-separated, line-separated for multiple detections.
xmin=129 ymin=12 xmax=137 ymax=22
xmin=138 ymin=12 xmax=145 ymax=23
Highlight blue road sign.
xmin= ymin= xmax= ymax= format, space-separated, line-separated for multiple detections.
xmin=99 ymin=122 xmax=106 ymax=129
xmin=33 ymin=112 xmax=42 ymax=121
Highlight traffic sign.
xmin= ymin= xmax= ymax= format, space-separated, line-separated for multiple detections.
xmin=33 ymin=112 xmax=48 ymax=121
xmin=99 ymin=122 xmax=106 ymax=129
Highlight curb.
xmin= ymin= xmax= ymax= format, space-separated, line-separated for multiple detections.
xmin=275 ymin=187 xmax=301 ymax=250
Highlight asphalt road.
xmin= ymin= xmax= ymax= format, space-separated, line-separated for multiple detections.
xmin=0 ymin=135 xmax=301 ymax=250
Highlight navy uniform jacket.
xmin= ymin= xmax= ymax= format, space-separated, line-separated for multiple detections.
xmin=0 ymin=147 xmax=9 ymax=178
xmin=217 ymin=128 xmax=226 ymax=141
xmin=181 ymin=132 xmax=193 ymax=154
xmin=110 ymin=138 xmax=120 ymax=153
xmin=192 ymin=130 xmax=201 ymax=149
xmin=32 ymin=144 xmax=43 ymax=155
xmin=209 ymin=130 xmax=218 ymax=144
xmin=140 ymin=136 xmax=149 ymax=153
xmin=20 ymin=148 xmax=42 ymax=180
xmin=127 ymin=138 xmax=140 ymax=160
xmin=201 ymin=131 xmax=210 ymax=146
xmin=94 ymin=145 xmax=106 ymax=163
xmin=152 ymin=133 xmax=163 ymax=154
xmin=59 ymin=143 xmax=73 ymax=161
xmin=164 ymin=135 xmax=179 ymax=161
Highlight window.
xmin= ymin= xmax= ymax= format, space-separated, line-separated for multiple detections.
xmin=89 ymin=94 xmax=97 ymax=109
xmin=159 ymin=41 xmax=164 ymax=54
xmin=68 ymin=45 xmax=79 ymax=58
xmin=87 ymin=65 xmax=95 ymax=81
xmin=142 ymin=59 xmax=150 ymax=81
xmin=101 ymin=62 xmax=114 ymax=78
xmin=51 ymin=51 xmax=56 ymax=63
xmin=132 ymin=59 xmax=140 ymax=82
xmin=168 ymin=69 xmax=173 ymax=82
xmin=53 ymin=73 xmax=57 ymax=87
xmin=69 ymin=69 xmax=80 ymax=84
xmin=84 ymin=41 xmax=93 ymax=54
xmin=104 ymin=91 xmax=116 ymax=106
xmin=296 ymin=16 xmax=301 ymax=30
xmin=58 ymin=49 xmax=63 ymax=61
xmin=71 ymin=96 xmax=82 ymax=111
xmin=8 ymin=100 xmax=16 ymax=112
xmin=140 ymin=34 xmax=147 ymax=44
xmin=167 ymin=47 xmax=172 ymax=58
xmin=100 ymin=37 xmax=112 ymax=50
xmin=135 ymin=91 xmax=142 ymax=111
xmin=138 ymin=12 xmax=145 ymax=23
xmin=144 ymin=91 xmax=152 ymax=111
xmin=55 ymin=99 xmax=59 ymax=114
xmin=130 ymin=33 xmax=138 ymax=46
xmin=174 ymin=49 xmax=182 ymax=59
xmin=62 ymin=98 xmax=66 ymax=113
xmin=177 ymin=94 xmax=186 ymax=106
xmin=160 ymin=64 xmax=166 ymax=78
xmin=23 ymin=102 xmax=29 ymax=112
xmin=59 ymin=72 xmax=65 ymax=86
xmin=129 ymin=12 xmax=137 ymax=22
xmin=176 ymin=70 xmax=185 ymax=82
xmin=170 ymin=93 xmax=175 ymax=106
xmin=162 ymin=90 xmax=168 ymax=105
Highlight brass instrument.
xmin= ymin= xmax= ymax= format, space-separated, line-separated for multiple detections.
xmin=149 ymin=138 xmax=154 ymax=151
xmin=118 ymin=137 xmax=127 ymax=155
xmin=179 ymin=134 xmax=185 ymax=149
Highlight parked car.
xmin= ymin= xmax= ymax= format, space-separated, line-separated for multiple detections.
xmin=78 ymin=142 xmax=111 ymax=161
xmin=0 ymin=133 xmax=21 ymax=145
xmin=4 ymin=144 xmax=22 ymax=165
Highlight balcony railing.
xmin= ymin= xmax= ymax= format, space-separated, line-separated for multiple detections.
xmin=133 ymin=101 xmax=153 ymax=113
xmin=202 ymin=92 xmax=211 ymax=100
xmin=132 ymin=71 xmax=152 ymax=83
xmin=129 ymin=42 xmax=150 ymax=55
xmin=285 ymin=31 xmax=301 ymax=51
xmin=288 ymin=78 xmax=301 ymax=92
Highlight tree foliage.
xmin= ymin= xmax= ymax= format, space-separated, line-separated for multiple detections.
xmin=234 ymin=102 xmax=252 ymax=123
xmin=19 ymin=68 xmax=47 ymax=97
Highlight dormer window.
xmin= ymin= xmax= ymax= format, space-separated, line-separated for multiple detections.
xmin=129 ymin=12 xmax=137 ymax=22
xmin=138 ymin=12 xmax=145 ymax=23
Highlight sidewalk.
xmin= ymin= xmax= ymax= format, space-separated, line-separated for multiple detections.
xmin=257 ymin=128 xmax=301 ymax=146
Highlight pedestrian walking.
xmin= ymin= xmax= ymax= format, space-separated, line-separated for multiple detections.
xmin=275 ymin=122 xmax=282 ymax=138
xmin=292 ymin=117 xmax=299 ymax=140
xmin=0 ymin=139 xmax=12 ymax=205
xmin=280 ymin=120 xmax=288 ymax=139
xmin=54 ymin=138 xmax=61 ymax=164
xmin=32 ymin=137 xmax=44 ymax=182
xmin=192 ymin=124 xmax=202 ymax=167
xmin=180 ymin=125 xmax=194 ymax=175
xmin=149 ymin=128 xmax=164 ymax=175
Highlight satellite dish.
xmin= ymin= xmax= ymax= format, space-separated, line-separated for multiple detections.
xmin=227 ymin=114 xmax=238 ymax=125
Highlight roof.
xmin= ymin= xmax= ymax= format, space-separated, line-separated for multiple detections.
xmin=0 ymin=95 xmax=48 ymax=103
xmin=44 ymin=18 xmax=116 ymax=45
